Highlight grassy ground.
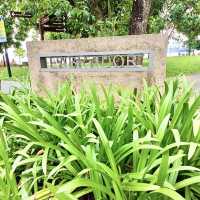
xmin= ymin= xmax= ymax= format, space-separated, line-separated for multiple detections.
xmin=166 ymin=56 xmax=200 ymax=77
xmin=0 ymin=56 xmax=200 ymax=81
xmin=0 ymin=66 xmax=29 ymax=81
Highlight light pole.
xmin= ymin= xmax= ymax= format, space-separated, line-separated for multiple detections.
xmin=4 ymin=45 xmax=12 ymax=77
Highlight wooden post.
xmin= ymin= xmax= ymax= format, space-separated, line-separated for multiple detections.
xmin=39 ymin=20 xmax=44 ymax=40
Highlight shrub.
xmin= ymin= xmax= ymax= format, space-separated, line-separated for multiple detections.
xmin=0 ymin=80 xmax=200 ymax=200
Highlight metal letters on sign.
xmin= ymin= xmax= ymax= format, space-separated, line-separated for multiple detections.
xmin=40 ymin=52 xmax=149 ymax=69
xmin=0 ymin=16 xmax=7 ymax=43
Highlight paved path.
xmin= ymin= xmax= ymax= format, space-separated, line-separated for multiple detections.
xmin=186 ymin=74 xmax=200 ymax=92
xmin=0 ymin=80 xmax=23 ymax=93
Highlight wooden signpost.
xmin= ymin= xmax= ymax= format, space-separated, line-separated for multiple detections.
xmin=39 ymin=15 xmax=66 ymax=40
xmin=10 ymin=10 xmax=67 ymax=40
xmin=0 ymin=10 xmax=67 ymax=79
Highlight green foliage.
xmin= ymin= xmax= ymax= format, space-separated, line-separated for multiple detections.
xmin=148 ymin=0 xmax=166 ymax=33
xmin=194 ymin=41 xmax=200 ymax=50
xmin=0 ymin=0 xmax=96 ymax=49
xmin=0 ymin=80 xmax=200 ymax=199
xmin=169 ymin=0 xmax=200 ymax=51
xmin=0 ymin=2 xmax=20 ymax=51
xmin=148 ymin=16 xmax=165 ymax=33
xmin=14 ymin=47 xmax=25 ymax=64
xmin=147 ymin=0 xmax=200 ymax=49
xmin=0 ymin=0 xmax=132 ymax=44
xmin=1 ymin=0 xmax=200 ymax=48
xmin=14 ymin=48 xmax=25 ymax=57
xmin=170 ymin=0 xmax=200 ymax=37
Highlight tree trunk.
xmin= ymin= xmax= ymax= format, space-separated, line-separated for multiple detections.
xmin=90 ymin=0 xmax=104 ymax=19
xmin=188 ymin=46 xmax=191 ymax=56
xmin=67 ymin=0 xmax=75 ymax=6
xmin=3 ymin=54 xmax=6 ymax=67
xmin=129 ymin=0 xmax=152 ymax=65
xmin=129 ymin=0 xmax=152 ymax=35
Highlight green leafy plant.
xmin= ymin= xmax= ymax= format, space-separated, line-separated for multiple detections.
xmin=0 ymin=79 xmax=200 ymax=199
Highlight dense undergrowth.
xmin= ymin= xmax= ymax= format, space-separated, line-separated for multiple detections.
xmin=0 ymin=80 xmax=200 ymax=200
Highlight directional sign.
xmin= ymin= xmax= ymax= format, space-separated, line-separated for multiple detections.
xmin=10 ymin=11 xmax=32 ymax=18
xmin=0 ymin=16 xmax=7 ymax=43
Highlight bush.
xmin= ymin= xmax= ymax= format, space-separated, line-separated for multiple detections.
xmin=0 ymin=80 xmax=200 ymax=200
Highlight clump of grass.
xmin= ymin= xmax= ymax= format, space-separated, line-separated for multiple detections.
xmin=0 ymin=79 xmax=200 ymax=200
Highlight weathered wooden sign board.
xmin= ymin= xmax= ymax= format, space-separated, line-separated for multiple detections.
xmin=27 ymin=34 xmax=167 ymax=92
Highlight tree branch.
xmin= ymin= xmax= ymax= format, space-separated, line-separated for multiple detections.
xmin=67 ymin=0 xmax=75 ymax=6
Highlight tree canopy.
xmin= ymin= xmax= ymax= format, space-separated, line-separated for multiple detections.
xmin=0 ymin=0 xmax=199 ymax=51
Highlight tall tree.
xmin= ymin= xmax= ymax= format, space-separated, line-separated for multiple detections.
xmin=128 ymin=0 xmax=152 ymax=64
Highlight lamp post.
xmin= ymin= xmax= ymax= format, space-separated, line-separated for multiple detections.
xmin=4 ymin=46 xmax=12 ymax=77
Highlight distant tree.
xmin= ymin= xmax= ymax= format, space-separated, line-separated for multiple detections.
xmin=195 ymin=41 xmax=200 ymax=50
xmin=14 ymin=47 xmax=25 ymax=65
xmin=169 ymin=0 xmax=200 ymax=55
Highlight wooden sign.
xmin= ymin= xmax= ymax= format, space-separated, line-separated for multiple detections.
xmin=39 ymin=15 xmax=66 ymax=40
